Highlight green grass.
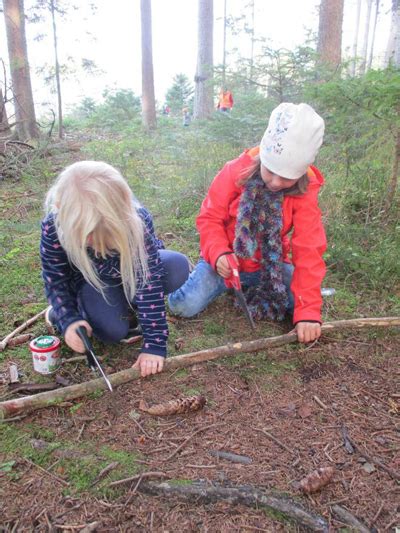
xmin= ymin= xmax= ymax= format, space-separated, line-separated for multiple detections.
xmin=0 ymin=422 xmax=142 ymax=496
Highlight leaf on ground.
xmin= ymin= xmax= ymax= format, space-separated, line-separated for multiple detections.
xmin=297 ymin=403 xmax=313 ymax=418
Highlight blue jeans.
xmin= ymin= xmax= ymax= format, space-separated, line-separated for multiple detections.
xmin=78 ymin=250 xmax=190 ymax=343
xmin=168 ymin=259 xmax=294 ymax=318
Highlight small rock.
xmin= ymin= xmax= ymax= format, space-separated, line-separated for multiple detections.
xmin=361 ymin=462 xmax=376 ymax=474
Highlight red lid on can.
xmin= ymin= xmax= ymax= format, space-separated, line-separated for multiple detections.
xmin=30 ymin=335 xmax=60 ymax=353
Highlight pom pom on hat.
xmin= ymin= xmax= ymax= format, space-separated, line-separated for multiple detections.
xmin=260 ymin=103 xmax=325 ymax=180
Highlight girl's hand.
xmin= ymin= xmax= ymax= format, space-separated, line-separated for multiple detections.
xmin=65 ymin=320 xmax=93 ymax=353
xmin=295 ymin=322 xmax=321 ymax=343
xmin=216 ymin=253 xmax=238 ymax=278
xmin=132 ymin=353 xmax=164 ymax=377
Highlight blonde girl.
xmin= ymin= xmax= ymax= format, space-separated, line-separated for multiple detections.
xmin=41 ymin=161 xmax=190 ymax=376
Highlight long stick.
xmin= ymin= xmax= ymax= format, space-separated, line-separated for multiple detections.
xmin=0 ymin=309 xmax=46 ymax=352
xmin=139 ymin=480 xmax=329 ymax=531
xmin=0 ymin=316 xmax=399 ymax=419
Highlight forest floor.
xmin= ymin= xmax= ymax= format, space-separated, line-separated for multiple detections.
xmin=0 ymin=137 xmax=399 ymax=532
xmin=1 ymin=296 xmax=399 ymax=532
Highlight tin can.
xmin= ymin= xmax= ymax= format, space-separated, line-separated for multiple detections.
xmin=29 ymin=335 xmax=61 ymax=374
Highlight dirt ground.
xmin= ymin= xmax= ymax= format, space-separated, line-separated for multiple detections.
xmin=0 ymin=304 xmax=399 ymax=532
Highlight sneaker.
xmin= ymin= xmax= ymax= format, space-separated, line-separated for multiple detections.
xmin=120 ymin=325 xmax=143 ymax=345
xmin=45 ymin=306 xmax=56 ymax=335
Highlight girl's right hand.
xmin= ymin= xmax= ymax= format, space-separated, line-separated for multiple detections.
xmin=65 ymin=320 xmax=93 ymax=353
xmin=216 ymin=253 xmax=238 ymax=278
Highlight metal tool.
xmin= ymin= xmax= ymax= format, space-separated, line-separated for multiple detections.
xmin=224 ymin=254 xmax=256 ymax=330
xmin=76 ymin=326 xmax=113 ymax=392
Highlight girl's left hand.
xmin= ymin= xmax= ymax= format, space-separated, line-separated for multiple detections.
xmin=295 ymin=322 xmax=321 ymax=343
xmin=132 ymin=353 xmax=164 ymax=377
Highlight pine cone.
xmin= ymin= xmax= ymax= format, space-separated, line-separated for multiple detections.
xmin=299 ymin=466 xmax=335 ymax=494
xmin=139 ymin=395 xmax=207 ymax=416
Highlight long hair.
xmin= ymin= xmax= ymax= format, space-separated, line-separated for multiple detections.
xmin=237 ymin=152 xmax=309 ymax=196
xmin=45 ymin=161 xmax=149 ymax=302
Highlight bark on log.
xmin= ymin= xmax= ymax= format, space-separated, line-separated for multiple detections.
xmin=0 ymin=316 xmax=399 ymax=419
xmin=331 ymin=505 xmax=371 ymax=533
xmin=139 ymin=480 xmax=329 ymax=531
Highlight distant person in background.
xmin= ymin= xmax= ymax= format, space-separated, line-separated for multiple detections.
xmin=41 ymin=161 xmax=190 ymax=377
xmin=217 ymin=87 xmax=234 ymax=112
xmin=182 ymin=107 xmax=191 ymax=127
xmin=163 ymin=104 xmax=171 ymax=116
xmin=169 ymin=103 xmax=327 ymax=344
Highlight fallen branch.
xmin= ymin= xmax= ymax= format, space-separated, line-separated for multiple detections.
xmin=342 ymin=426 xmax=400 ymax=481
xmin=109 ymin=471 xmax=169 ymax=488
xmin=0 ymin=316 xmax=399 ymax=419
xmin=331 ymin=504 xmax=371 ymax=533
xmin=139 ymin=480 xmax=329 ymax=531
xmin=0 ymin=309 xmax=46 ymax=352
xmin=209 ymin=450 xmax=252 ymax=464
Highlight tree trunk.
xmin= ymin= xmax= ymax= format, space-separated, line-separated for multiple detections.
xmin=0 ymin=88 xmax=10 ymax=133
xmin=3 ymin=0 xmax=39 ymax=140
xmin=359 ymin=0 xmax=373 ymax=75
xmin=317 ymin=0 xmax=344 ymax=67
xmin=249 ymin=0 xmax=255 ymax=83
xmin=384 ymin=127 xmax=400 ymax=217
xmin=222 ymin=0 xmax=227 ymax=86
xmin=385 ymin=0 xmax=400 ymax=66
xmin=193 ymin=0 xmax=214 ymax=119
xmin=350 ymin=0 xmax=362 ymax=76
xmin=367 ymin=0 xmax=379 ymax=71
xmin=50 ymin=0 xmax=63 ymax=139
xmin=140 ymin=0 xmax=157 ymax=131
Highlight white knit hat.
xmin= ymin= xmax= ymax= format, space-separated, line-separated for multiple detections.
xmin=259 ymin=103 xmax=325 ymax=180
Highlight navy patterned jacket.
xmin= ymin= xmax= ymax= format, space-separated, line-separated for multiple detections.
xmin=40 ymin=207 xmax=168 ymax=357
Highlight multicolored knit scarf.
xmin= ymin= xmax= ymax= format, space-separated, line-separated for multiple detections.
xmin=233 ymin=172 xmax=289 ymax=321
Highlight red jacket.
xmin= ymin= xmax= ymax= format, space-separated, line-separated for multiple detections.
xmin=196 ymin=148 xmax=327 ymax=324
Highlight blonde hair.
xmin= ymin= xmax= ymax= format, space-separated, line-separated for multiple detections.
xmin=238 ymin=151 xmax=309 ymax=196
xmin=45 ymin=161 xmax=149 ymax=302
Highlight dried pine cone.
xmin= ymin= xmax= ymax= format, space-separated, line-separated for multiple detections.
xmin=139 ymin=395 xmax=206 ymax=416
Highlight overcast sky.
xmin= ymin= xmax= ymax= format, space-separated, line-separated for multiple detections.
xmin=0 ymin=0 xmax=392 ymax=114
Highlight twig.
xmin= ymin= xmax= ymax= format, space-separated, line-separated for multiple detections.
xmin=76 ymin=423 xmax=86 ymax=441
xmin=186 ymin=464 xmax=217 ymax=469
xmin=371 ymin=502 xmax=384 ymax=526
xmin=313 ymin=395 xmax=328 ymax=410
xmin=130 ymin=415 xmax=155 ymax=440
xmin=209 ymin=450 xmax=252 ymax=464
xmin=342 ymin=426 xmax=400 ymax=481
xmin=109 ymin=471 xmax=169 ymax=488
xmin=23 ymin=457 xmax=69 ymax=486
xmin=341 ymin=425 xmax=355 ymax=454
xmin=163 ymin=423 xmax=220 ymax=462
xmin=0 ymin=309 xmax=46 ymax=351
xmin=90 ymin=462 xmax=119 ymax=487
xmin=63 ymin=355 xmax=103 ymax=364
xmin=0 ymin=415 xmax=26 ymax=423
xmin=255 ymin=428 xmax=296 ymax=456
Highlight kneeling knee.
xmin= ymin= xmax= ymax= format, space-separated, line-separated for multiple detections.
xmin=93 ymin=322 xmax=129 ymax=344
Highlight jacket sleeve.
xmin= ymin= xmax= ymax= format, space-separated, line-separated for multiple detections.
xmin=196 ymin=162 xmax=240 ymax=269
xmin=290 ymin=186 xmax=327 ymax=324
xmin=135 ymin=209 xmax=168 ymax=357
xmin=40 ymin=216 xmax=83 ymax=334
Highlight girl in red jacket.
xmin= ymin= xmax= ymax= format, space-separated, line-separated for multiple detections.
xmin=168 ymin=103 xmax=326 ymax=343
